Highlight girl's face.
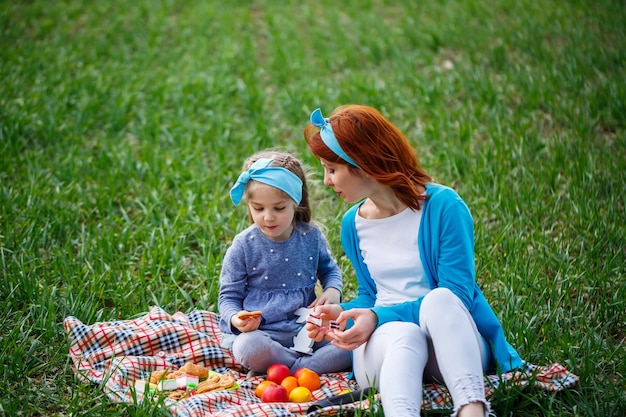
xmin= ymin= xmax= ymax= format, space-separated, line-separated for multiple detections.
xmin=320 ymin=159 xmax=370 ymax=204
xmin=247 ymin=182 xmax=297 ymax=241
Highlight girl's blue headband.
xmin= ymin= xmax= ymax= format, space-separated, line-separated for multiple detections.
xmin=310 ymin=108 xmax=360 ymax=168
xmin=230 ymin=158 xmax=303 ymax=206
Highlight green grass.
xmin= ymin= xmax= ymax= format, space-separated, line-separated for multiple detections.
xmin=1 ymin=0 xmax=624 ymax=415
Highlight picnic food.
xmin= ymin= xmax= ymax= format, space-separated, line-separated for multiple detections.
xmin=280 ymin=376 xmax=298 ymax=394
xmin=195 ymin=372 xmax=236 ymax=394
xmin=150 ymin=369 xmax=169 ymax=385
xmin=149 ymin=362 xmax=209 ymax=385
xmin=236 ymin=310 xmax=262 ymax=320
xmin=289 ymin=386 xmax=312 ymax=403
xmin=261 ymin=383 xmax=289 ymax=402
xmin=168 ymin=389 xmax=191 ymax=401
xmin=255 ymin=380 xmax=277 ymax=398
xmin=296 ymin=368 xmax=320 ymax=391
xmin=256 ymin=366 xmax=321 ymax=403
xmin=179 ymin=361 xmax=209 ymax=379
xmin=266 ymin=363 xmax=290 ymax=384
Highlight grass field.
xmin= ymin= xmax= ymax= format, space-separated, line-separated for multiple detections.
xmin=1 ymin=0 xmax=625 ymax=416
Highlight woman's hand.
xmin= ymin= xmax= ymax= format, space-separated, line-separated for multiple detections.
xmin=309 ymin=287 xmax=341 ymax=307
xmin=306 ymin=304 xmax=344 ymax=342
xmin=328 ymin=308 xmax=378 ymax=350
xmin=231 ymin=311 xmax=261 ymax=333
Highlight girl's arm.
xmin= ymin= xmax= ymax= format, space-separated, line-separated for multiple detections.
xmin=217 ymin=241 xmax=249 ymax=333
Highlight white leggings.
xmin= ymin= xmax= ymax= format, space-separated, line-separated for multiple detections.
xmin=352 ymin=288 xmax=491 ymax=417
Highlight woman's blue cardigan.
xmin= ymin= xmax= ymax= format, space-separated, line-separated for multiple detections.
xmin=339 ymin=183 xmax=523 ymax=373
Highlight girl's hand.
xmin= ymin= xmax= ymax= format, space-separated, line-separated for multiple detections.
xmin=309 ymin=287 xmax=341 ymax=307
xmin=231 ymin=311 xmax=261 ymax=333
xmin=306 ymin=304 xmax=344 ymax=342
xmin=328 ymin=308 xmax=377 ymax=350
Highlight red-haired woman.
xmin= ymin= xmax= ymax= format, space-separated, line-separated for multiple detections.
xmin=304 ymin=105 xmax=522 ymax=417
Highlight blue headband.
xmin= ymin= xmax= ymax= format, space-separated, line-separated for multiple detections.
xmin=310 ymin=108 xmax=360 ymax=168
xmin=230 ymin=158 xmax=303 ymax=206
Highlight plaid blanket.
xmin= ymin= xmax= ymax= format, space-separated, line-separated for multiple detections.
xmin=64 ymin=307 xmax=579 ymax=417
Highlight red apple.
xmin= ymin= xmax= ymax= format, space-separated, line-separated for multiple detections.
xmin=261 ymin=383 xmax=289 ymax=402
xmin=266 ymin=363 xmax=290 ymax=384
xmin=292 ymin=367 xmax=309 ymax=379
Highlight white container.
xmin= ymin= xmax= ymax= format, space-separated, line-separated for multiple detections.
xmin=176 ymin=374 xmax=200 ymax=389
xmin=157 ymin=378 xmax=179 ymax=391
xmin=134 ymin=380 xmax=158 ymax=395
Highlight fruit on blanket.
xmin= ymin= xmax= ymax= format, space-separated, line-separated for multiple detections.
xmin=255 ymin=380 xmax=277 ymax=398
xmin=266 ymin=363 xmax=290 ymax=384
xmin=261 ymin=383 xmax=289 ymax=402
xmin=280 ymin=376 xmax=299 ymax=394
xmin=289 ymin=386 xmax=312 ymax=403
xmin=297 ymin=368 xmax=320 ymax=391
xmin=292 ymin=367 xmax=307 ymax=378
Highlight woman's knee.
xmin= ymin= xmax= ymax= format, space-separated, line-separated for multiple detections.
xmin=421 ymin=287 xmax=460 ymax=313
xmin=372 ymin=322 xmax=427 ymax=351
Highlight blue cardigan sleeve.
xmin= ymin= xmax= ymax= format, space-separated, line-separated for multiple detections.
xmin=419 ymin=185 xmax=477 ymax=310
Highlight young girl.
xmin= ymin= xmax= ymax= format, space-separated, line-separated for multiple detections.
xmin=304 ymin=106 xmax=523 ymax=417
xmin=218 ymin=150 xmax=352 ymax=375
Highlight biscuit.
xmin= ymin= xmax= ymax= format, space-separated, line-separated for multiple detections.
xmin=237 ymin=311 xmax=262 ymax=320
xmin=195 ymin=372 xmax=236 ymax=394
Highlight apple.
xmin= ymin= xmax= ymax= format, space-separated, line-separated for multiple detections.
xmin=261 ymin=383 xmax=289 ymax=402
xmin=292 ymin=367 xmax=308 ymax=379
xmin=266 ymin=363 xmax=290 ymax=384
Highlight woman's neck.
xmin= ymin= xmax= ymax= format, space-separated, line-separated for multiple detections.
xmin=359 ymin=188 xmax=407 ymax=220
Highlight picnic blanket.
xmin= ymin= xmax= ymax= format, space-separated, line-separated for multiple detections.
xmin=64 ymin=307 xmax=579 ymax=417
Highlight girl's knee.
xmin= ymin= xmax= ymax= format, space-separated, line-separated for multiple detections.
xmin=232 ymin=332 xmax=270 ymax=370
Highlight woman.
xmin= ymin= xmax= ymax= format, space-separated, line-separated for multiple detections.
xmin=304 ymin=105 xmax=523 ymax=417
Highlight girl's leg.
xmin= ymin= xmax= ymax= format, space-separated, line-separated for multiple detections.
xmin=231 ymin=330 xmax=299 ymax=372
xmin=292 ymin=339 xmax=353 ymax=374
xmin=352 ymin=321 xmax=428 ymax=417
xmin=419 ymin=288 xmax=491 ymax=417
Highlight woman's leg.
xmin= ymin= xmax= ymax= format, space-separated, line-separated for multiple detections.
xmin=352 ymin=321 xmax=428 ymax=417
xmin=419 ymin=288 xmax=491 ymax=417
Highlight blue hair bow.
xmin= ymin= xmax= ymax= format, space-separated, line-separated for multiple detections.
xmin=310 ymin=108 xmax=360 ymax=168
xmin=230 ymin=158 xmax=303 ymax=206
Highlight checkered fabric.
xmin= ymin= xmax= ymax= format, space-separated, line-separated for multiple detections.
xmin=64 ymin=307 xmax=579 ymax=416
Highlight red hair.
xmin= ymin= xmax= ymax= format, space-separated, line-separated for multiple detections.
xmin=304 ymin=104 xmax=431 ymax=210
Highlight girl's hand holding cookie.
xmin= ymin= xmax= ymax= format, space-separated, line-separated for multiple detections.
xmin=232 ymin=310 xmax=262 ymax=332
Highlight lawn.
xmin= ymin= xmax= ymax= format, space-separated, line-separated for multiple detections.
xmin=1 ymin=0 xmax=624 ymax=416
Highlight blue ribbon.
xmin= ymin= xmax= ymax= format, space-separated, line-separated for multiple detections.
xmin=310 ymin=108 xmax=360 ymax=168
xmin=230 ymin=158 xmax=303 ymax=206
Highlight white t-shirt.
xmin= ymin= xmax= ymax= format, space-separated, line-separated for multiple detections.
xmin=355 ymin=207 xmax=430 ymax=306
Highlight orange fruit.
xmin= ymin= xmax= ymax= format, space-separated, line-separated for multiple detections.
xmin=289 ymin=386 xmax=312 ymax=403
xmin=296 ymin=368 xmax=321 ymax=391
xmin=280 ymin=376 xmax=299 ymax=394
xmin=255 ymin=380 xmax=277 ymax=398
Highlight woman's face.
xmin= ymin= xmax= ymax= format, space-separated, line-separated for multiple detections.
xmin=320 ymin=159 xmax=370 ymax=204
